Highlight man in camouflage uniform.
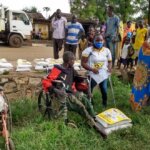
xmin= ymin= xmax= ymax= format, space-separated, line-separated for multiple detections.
xmin=42 ymin=51 xmax=105 ymax=136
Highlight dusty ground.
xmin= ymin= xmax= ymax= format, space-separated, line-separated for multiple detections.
xmin=0 ymin=43 xmax=80 ymax=67
xmin=0 ymin=44 xmax=61 ymax=60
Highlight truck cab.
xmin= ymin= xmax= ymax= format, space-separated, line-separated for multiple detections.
xmin=0 ymin=5 xmax=32 ymax=47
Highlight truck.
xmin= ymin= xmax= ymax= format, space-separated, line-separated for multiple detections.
xmin=0 ymin=4 xmax=32 ymax=47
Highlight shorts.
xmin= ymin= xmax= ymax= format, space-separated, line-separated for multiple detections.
xmin=120 ymin=57 xmax=127 ymax=65
xmin=127 ymin=58 xmax=133 ymax=65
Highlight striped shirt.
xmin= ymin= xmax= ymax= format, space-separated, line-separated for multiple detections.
xmin=66 ymin=22 xmax=84 ymax=45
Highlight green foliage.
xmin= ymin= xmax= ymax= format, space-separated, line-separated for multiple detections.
xmin=70 ymin=0 xmax=150 ymax=22
xmin=1 ymin=76 xmax=150 ymax=150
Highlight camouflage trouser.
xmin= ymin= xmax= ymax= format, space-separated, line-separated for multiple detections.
xmin=66 ymin=92 xmax=97 ymax=127
xmin=54 ymin=88 xmax=96 ymax=125
xmin=54 ymin=89 xmax=106 ymax=136
xmin=67 ymin=92 xmax=95 ymax=118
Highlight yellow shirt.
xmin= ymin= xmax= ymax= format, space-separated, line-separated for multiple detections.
xmin=79 ymin=39 xmax=88 ymax=51
xmin=134 ymin=28 xmax=147 ymax=51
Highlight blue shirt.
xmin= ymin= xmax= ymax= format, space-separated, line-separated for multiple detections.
xmin=66 ymin=22 xmax=84 ymax=45
xmin=106 ymin=15 xmax=120 ymax=39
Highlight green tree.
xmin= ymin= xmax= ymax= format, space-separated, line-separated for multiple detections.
xmin=70 ymin=0 xmax=150 ymax=23
xmin=136 ymin=0 xmax=149 ymax=22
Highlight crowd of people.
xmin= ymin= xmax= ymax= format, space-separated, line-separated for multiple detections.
xmin=52 ymin=7 xmax=149 ymax=70
xmin=46 ymin=5 xmax=150 ymax=133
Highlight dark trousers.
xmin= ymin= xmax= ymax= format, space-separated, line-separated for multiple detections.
xmin=105 ymin=39 xmax=116 ymax=67
xmin=64 ymin=44 xmax=77 ymax=56
xmin=91 ymin=78 xmax=108 ymax=107
xmin=127 ymin=58 xmax=133 ymax=68
xmin=53 ymin=39 xmax=64 ymax=59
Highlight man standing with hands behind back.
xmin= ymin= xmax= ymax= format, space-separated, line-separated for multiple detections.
xmin=105 ymin=5 xmax=120 ymax=68
xmin=52 ymin=9 xmax=67 ymax=59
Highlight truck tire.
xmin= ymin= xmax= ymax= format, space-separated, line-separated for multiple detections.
xmin=9 ymin=34 xmax=23 ymax=48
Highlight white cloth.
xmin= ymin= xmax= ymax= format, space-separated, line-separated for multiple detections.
xmin=0 ymin=62 xmax=13 ymax=68
xmin=121 ymin=44 xmax=130 ymax=59
xmin=52 ymin=16 xmax=67 ymax=39
xmin=82 ymin=47 xmax=112 ymax=84
xmin=0 ymin=95 xmax=5 ymax=112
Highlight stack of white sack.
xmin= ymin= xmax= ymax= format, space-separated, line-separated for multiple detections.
xmin=34 ymin=58 xmax=53 ymax=71
xmin=95 ymin=108 xmax=132 ymax=136
xmin=16 ymin=59 xmax=32 ymax=72
xmin=74 ymin=60 xmax=81 ymax=71
xmin=34 ymin=58 xmax=63 ymax=71
xmin=0 ymin=58 xmax=13 ymax=74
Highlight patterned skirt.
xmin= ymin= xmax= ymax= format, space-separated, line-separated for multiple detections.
xmin=130 ymin=41 xmax=150 ymax=111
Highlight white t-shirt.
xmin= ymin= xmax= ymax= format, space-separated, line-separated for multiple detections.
xmin=82 ymin=47 xmax=112 ymax=84
xmin=52 ymin=17 xmax=67 ymax=39
xmin=121 ymin=44 xmax=130 ymax=59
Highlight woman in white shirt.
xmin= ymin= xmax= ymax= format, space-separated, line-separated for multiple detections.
xmin=81 ymin=35 xmax=112 ymax=108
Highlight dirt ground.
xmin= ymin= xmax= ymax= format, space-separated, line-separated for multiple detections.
xmin=0 ymin=43 xmax=80 ymax=67
xmin=0 ymin=44 xmax=61 ymax=60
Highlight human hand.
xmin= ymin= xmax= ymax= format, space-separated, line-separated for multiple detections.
xmin=112 ymin=38 xmax=116 ymax=43
xmin=91 ymin=68 xmax=99 ymax=74
xmin=108 ymin=65 xmax=112 ymax=73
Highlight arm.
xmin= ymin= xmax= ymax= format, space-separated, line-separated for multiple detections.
xmin=107 ymin=49 xmax=112 ymax=73
xmin=81 ymin=56 xmax=99 ymax=74
xmin=42 ymin=66 xmax=66 ymax=92
xmin=80 ymin=24 xmax=85 ymax=37
xmin=51 ymin=17 xmax=57 ymax=29
xmin=112 ymin=16 xmax=120 ymax=42
xmin=145 ymin=29 xmax=148 ymax=41
xmin=108 ymin=61 xmax=112 ymax=73
xmin=81 ymin=48 xmax=98 ymax=74
xmin=65 ymin=22 xmax=69 ymax=39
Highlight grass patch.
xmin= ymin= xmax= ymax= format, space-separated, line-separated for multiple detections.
xmin=0 ymin=75 xmax=150 ymax=150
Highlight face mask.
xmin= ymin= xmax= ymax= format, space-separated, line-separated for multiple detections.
xmin=94 ymin=41 xmax=103 ymax=49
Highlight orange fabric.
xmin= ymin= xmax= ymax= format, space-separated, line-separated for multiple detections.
xmin=72 ymin=82 xmax=77 ymax=93
xmin=75 ymin=82 xmax=88 ymax=92
xmin=47 ymin=67 xmax=62 ymax=80
xmin=123 ymin=27 xmax=133 ymax=38
xmin=42 ymin=67 xmax=62 ymax=92
xmin=42 ymin=79 xmax=52 ymax=92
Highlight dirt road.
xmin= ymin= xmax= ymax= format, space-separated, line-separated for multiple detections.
xmin=0 ymin=44 xmax=64 ymax=61
xmin=0 ymin=43 xmax=79 ymax=60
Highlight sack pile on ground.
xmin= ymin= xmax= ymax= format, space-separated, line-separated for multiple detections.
xmin=95 ymin=108 xmax=132 ymax=135
xmin=0 ymin=58 xmax=13 ymax=74
xmin=34 ymin=58 xmax=83 ymax=71
xmin=16 ymin=59 xmax=32 ymax=72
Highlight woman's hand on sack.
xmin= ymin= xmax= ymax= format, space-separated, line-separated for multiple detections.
xmin=91 ymin=68 xmax=99 ymax=74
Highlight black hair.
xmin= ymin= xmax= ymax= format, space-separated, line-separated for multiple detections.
xmin=63 ymin=51 xmax=75 ymax=63
xmin=127 ymin=21 xmax=132 ymax=24
xmin=94 ymin=34 xmax=104 ymax=40
xmin=108 ymin=5 xmax=114 ymax=11
xmin=56 ymin=9 xmax=61 ymax=12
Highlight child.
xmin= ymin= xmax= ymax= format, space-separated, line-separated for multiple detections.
xmin=127 ymin=45 xmax=134 ymax=70
xmin=87 ymin=26 xmax=95 ymax=47
xmin=78 ymin=35 xmax=88 ymax=59
xmin=119 ymin=37 xmax=131 ymax=69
